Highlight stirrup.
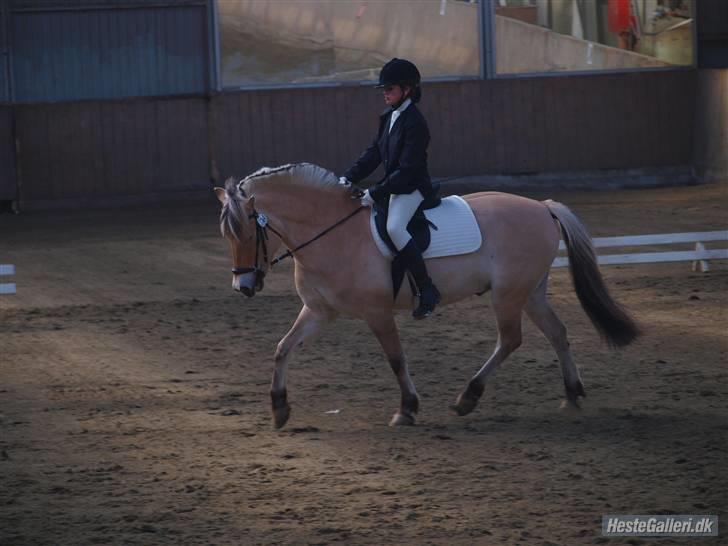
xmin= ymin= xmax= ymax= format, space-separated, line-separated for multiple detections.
xmin=413 ymin=285 xmax=440 ymax=320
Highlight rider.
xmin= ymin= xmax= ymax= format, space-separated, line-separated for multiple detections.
xmin=339 ymin=58 xmax=440 ymax=319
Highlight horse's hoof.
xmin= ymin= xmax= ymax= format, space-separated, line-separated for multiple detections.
xmin=272 ymin=404 xmax=291 ymax=429
xmin=559 ymin=399 xmax=581 ymax=413
xmin=389 ymin=412 xmax=416 ymax=427
xmin=562 ymin=382 xmax=585 ymax=411
xmin=450 ymin=393 xmax=480 ymax=416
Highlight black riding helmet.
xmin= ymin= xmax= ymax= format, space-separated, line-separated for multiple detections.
xmin=376 ymin=58 xmax=421 ymax=88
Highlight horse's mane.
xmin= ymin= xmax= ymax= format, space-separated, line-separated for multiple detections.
xmin=239 ymin=163 xmax=340 ymax=194
xmin=219 ymin=163 xmax=342 ymax=240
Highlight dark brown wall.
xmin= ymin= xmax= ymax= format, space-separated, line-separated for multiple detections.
xmin=0 ymin=106 xmax=16 ymax=201
xmin=14 ymin=97 xmax=210 ymax=207
xmin=212 ymin=70 xmax=696 ymax=181
xmin=7 ymin=69 xmax=697 ymax=209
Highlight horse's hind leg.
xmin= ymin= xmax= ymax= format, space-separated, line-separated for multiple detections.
xmin=271 ymin=305 xmax=331 ymax=429
xmin=367 ymin=315 xmax=419 ymax=426
xmin=524 ymin=277 xmax=585 ymax=409
xmin=451 ymin=297 xmax=525 ymax=416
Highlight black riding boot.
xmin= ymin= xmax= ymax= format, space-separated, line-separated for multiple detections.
xmin=399 ymin=239 xmax=441 ymax=319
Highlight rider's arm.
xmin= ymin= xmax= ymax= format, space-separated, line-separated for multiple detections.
xmin=342 ymin=137 xmax=382 ymax=185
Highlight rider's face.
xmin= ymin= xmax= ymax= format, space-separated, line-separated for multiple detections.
xmin=382 ymin=85 xmax=408 ymax=106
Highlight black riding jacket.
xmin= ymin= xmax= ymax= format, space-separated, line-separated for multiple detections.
xmin=343 ymin=102 xmax=437 ymax=202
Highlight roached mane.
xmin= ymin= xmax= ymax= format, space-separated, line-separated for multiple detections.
xmin=239 ymin=163 xmax=340 ymax=195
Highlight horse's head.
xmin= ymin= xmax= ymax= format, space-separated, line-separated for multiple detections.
xmin=214 ymin=178 xmax=281 ymax=297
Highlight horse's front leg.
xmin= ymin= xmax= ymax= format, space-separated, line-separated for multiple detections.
xmin=271 ymin=305 xmax=330 ymax=429
xmin=367 ymin=315 xmax=419 ymax=426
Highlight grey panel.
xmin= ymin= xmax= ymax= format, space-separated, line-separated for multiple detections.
xmin=11 ymin=5 xmax=208 ymax=101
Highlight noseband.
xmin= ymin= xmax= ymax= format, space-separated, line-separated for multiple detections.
xmin=231 ymin=205 xmax=365 ymax=284
xmin=230 ymin=211 xmax=281 ymax=288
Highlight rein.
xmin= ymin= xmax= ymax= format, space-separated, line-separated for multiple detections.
xmin=231 ymin=205 xmax=365 ymax=278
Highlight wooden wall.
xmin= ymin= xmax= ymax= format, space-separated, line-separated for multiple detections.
xmin=212 ymin=70 xmax=696 ymax=181
xmin=13 ymin=97 xmax=210 ymax=208
xmin=5 ymin=69 xmax=697 ymax=209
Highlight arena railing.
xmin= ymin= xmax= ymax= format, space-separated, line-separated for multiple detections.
xmin=0 ymin=264 xmax=16 ymax=294
xmin=553 ymin=230 xmax=728 ymax=272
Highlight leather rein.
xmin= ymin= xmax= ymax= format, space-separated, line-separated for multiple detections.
xmin=231 ymin=205 xmax=366 ymax=281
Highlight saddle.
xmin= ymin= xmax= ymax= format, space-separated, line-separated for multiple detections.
xmin=371 ymin=195 xmax=483 ymax=299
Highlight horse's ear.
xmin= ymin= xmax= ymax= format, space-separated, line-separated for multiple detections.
xmin=244 ymin=195 xmax=255 ymax=211
xmin=214 ymin=187 xmax=226 ymax=204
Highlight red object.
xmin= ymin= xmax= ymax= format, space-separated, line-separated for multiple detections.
xmin=608 ymin=0 xmax=631 ymax=33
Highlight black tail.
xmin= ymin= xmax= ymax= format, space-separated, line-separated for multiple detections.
xmin=545 ymin=200 xmax=641 ymax=348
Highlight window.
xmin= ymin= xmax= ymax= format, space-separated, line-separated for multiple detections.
xmin=219 ymin=0 xmax=482 ymax=88
xmin=495 ymin=0 xmax=694 ymax=74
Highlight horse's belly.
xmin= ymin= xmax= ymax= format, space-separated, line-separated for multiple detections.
xmin=294 ymin=247 xmax=491 ymax=318
xmin=393 ymin=251 xmax=491 ymax=310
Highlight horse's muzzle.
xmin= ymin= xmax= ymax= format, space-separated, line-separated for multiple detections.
xmin=239 ymin=285 xmax=255 ymax=297
xmin=233 ymin=270 xmax=264 ymax=297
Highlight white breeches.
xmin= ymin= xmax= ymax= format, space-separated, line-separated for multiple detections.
xmin=386 ymin=190 xmax=424 ymax=251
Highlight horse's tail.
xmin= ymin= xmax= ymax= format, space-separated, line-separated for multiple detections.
xmin=544 ymin=199 xmax=640 ymax=348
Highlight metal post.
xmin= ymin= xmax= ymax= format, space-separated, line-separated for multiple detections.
xmin=209 ymin=0 xmax=222 ymax=92
xmin=482 ymin=0 xmax=496 ymax=79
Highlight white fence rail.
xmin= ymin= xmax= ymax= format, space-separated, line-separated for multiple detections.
xmin=0 ymin=264 xmax=16 ymax=294
xmin=553 ymin=230 xmax=728 ymax=271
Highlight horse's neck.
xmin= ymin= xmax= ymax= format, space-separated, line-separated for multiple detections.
xmin=257 ymin=185 xmax=357 ymax=252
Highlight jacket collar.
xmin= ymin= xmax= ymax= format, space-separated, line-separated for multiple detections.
xmin=379 ymin=99 xmax=413 ymax=119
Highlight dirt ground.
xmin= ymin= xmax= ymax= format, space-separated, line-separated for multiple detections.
xmin=1 ymin=183 xmax=727 ymax=545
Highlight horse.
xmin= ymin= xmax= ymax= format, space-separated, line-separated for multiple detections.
xmin=214 ymin=163 xmax=640 ymax=429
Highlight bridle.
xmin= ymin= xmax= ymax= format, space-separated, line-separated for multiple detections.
xmin=231 ymin=204 xmax=366 ymax=288
xmin=230 ymin=210 xmax=279 ymax=289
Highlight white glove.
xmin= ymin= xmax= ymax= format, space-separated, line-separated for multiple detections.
xmin=360 ymin=189 xmax=375 ymax=207
xmin=338 ymin=176 xmax=351 ymax=186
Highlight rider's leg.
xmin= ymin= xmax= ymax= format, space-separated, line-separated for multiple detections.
xmin=387 ymin=191 xmax=441 ymax=319
xmin=386 ymin=190 xmax=424 ymax=250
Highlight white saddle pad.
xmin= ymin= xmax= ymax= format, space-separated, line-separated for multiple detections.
xmin=370 ymin=195 xmax=482 ymax=260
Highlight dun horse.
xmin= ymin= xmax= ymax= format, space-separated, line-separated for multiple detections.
xmin=215 ymin=163 xmax=639 ymax=428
